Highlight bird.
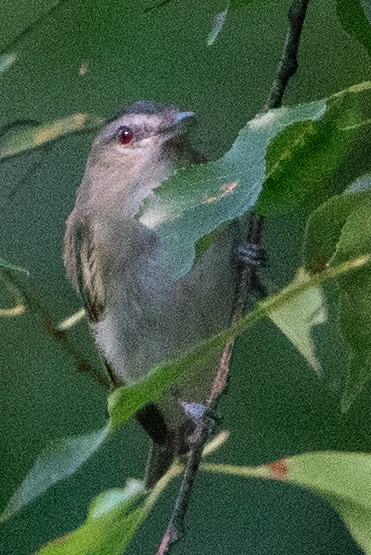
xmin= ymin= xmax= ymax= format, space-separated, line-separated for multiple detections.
xmin=64 ymin=101 xmax=239 ymax=487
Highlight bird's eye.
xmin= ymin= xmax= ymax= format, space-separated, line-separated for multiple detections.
xmin=118 ymin=126 xmax=134 ymax=145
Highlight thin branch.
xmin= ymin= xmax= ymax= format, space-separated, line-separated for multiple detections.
xmin=264 ymin=0 xmax=310 ymax=112
xmin=2 ymin=271 xmax=111 ymax=390
xmin=156 ymin=0 xmax=311 ymax=552
xmin=0 ymin=0 xmax=70 ymax=57
xmin=143 ymin=0 xmax=173 ymax=14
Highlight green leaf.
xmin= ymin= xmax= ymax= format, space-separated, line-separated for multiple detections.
xmin=35 ymin=432 xmax=229 ymax=554
xmin=88 ymin=479 xmax=145 ymax=520
xmin=0 ymin=258 xmax=29 ymax=275
xmin=336 ymin=0 xmax=371 ymax=58
xmin=140 ymin=99 xmax=325 ymax=279
xmin=0 ymin=114 xmax=104 ymax=161
xmin=0 ymin=427 xmax=110 ymax=522
xmin=259 ymin=82 xmax=371 ymax=215
xmin=108 ymin=338 xmax=220 ymax=429
xmin=140 ymin=82 xmax=371 ymax=280
xmin=36 ymin=479 xmax=147 ymax=555
xmin=202 ymin=451 xmax=371 ymax=555
xmin=304 ymin=189 xmax=371 ymax=273
xmin=304 ymin=187 xmax=371 ymax=410
xmin=268 ymin=268 xmax=326 ymax=374
xmin=332 ymin=204 xmax=371 ymax=411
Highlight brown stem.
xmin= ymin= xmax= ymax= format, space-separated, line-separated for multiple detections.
xmin=264 ymin=0 xmax=310 ymax=112
xmin=2 ymin=271 xmax=111 ymax=390
xmin=155 ymin=1 xmax=311 ymax=553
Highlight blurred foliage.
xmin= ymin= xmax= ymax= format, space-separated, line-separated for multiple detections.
xmin=2 ymin=1 xmax=371 ymax=555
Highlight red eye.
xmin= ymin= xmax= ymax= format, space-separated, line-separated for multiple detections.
xmin=118 ymin=126 xmax=134 ymax=145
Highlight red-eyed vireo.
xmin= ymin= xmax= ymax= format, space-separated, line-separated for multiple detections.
xmin=64 ymin=101 xmax=239 ymax=487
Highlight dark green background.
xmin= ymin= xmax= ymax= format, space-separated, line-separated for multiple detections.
xmin=1 ymin=0 xmax=371 ymax=553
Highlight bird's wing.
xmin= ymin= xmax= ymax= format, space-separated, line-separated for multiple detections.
xmin=63 ymin=211 xmax=106 ymax=323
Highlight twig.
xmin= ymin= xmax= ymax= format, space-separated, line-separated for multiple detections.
xmin=0 ymin=0 xmax=70 ymax=57
xmin=155 ymin=1 xmax=311 ymax=553
xmin=264 ymin=0 xmax=310 ymax=111
xmin=2 ymin=270 xmax=111 ymax=390
xmin=143 ymin=0 xmax=173 ymax=14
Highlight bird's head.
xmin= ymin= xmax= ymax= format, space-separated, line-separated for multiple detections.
xmin=90 ymin=101 xmax=195 ymax=169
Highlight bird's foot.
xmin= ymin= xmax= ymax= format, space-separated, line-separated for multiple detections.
xmin=238 ymin=242 xmax=267 ymax=268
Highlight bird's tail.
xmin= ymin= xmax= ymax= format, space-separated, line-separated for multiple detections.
xmin=136 ymin=402 xmax=194 ymax=489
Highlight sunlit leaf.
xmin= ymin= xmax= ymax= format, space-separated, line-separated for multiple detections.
xmin=88 ymin=479 xmax=145 ymax=520
xmin=202 ymin=451 xmax=371 ymax=555
xmin=0 ymin=114 xmax=104 ymax=161
xmin=36 ymin=479 xmax=147 ymax=555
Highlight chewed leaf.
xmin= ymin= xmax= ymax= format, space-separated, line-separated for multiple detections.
xmin=0 ymin=427 xmax=110 ymax=522
xmin=139 ymin=100 xmax=325 ymax=279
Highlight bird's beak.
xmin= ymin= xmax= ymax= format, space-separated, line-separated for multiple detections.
xmin=174 ymin=111 xmax=195 ymax=125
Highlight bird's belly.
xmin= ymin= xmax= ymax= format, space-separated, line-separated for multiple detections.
xmin=93 ymin=227 xmax=236 ymax=387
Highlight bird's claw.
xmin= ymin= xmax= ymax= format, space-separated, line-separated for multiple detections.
xmin=238 ymin=242 xmax=267 ymax=267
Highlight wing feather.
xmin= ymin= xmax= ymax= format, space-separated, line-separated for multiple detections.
xmin=63 ymin=212 xmax=105 ymax=323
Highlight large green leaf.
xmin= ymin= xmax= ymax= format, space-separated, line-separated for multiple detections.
xmin=259 ymin=82 xmax=371 ymax=214
xmin=140 ymin=82 xmax=371 ymax=280
xmin=336 ymin=0 xmax=371 ymax=58
xmin=202 ymin=451 xmax=371 ymax=555
xmin=139 ymin=99 xmax=325 ymax=278
xmin=304 ymin=186 xmax=371 ymax=410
